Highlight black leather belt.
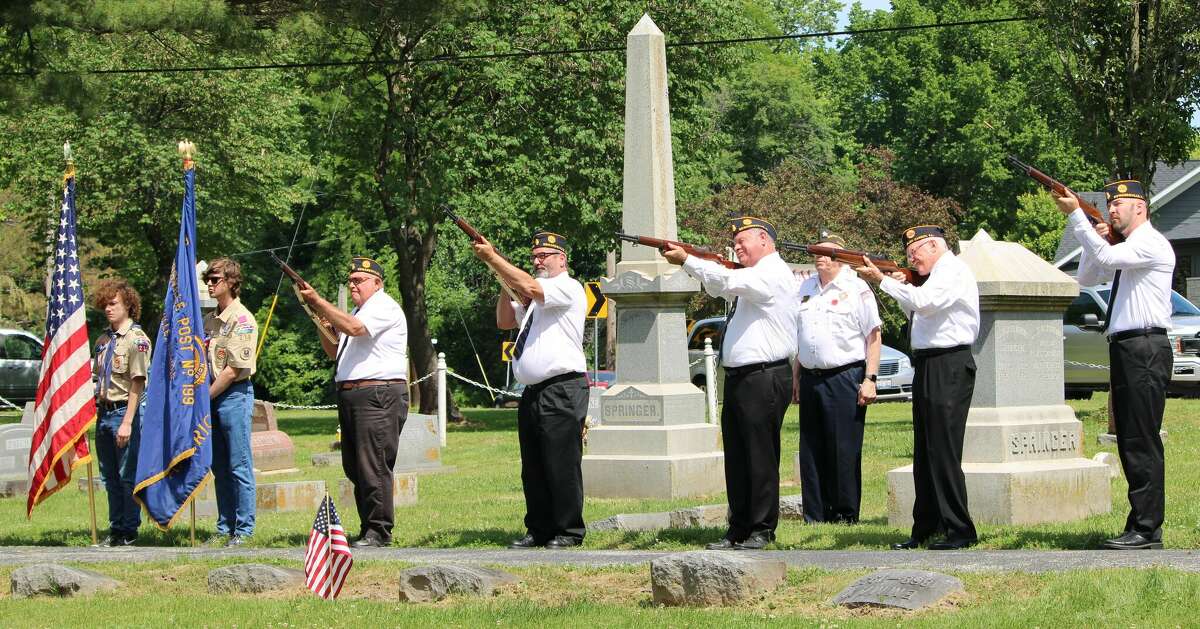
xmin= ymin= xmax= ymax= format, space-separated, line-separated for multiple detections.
xmin=913 ymin=344 xmax=970 ymax=359
xmin=724 ymin=359 xmax=790 ymax=378
xmin=337 ymin=378 xmax=406 ymax=391
xmin=1108 ymin=327 xmax=1167 ymax=343
xmin=800 ymin=360 xmax=865 ymax=377
xmin=527 ymin=371 xmax=585 ymax=390
xmin=97 ymin=400 xmax=127 ymax=412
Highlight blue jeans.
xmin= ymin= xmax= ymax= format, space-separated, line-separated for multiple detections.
xmin=212 ymin=380 xmax=256 ymax=537
xmin=95 ymin=405 xmax=142 ymax=535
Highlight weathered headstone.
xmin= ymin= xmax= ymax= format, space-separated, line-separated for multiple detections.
xmin=1093 ymin=452 xmax=1123 ymax=478
xmin=0 ymin=422 xmax=34 ymax=497
xmin=11 ymin=564 xmax=121 ymax=598
xmin=207 ymin=564 xmax=305 ymax=594
xmin=668 ymin=504 xmax=727 ymax=529
xmin=398 ymin=565 xmax=518 ymax=602
xmin=583 ymin=13 xmax=724 ymax=499
xmin=196 ymin=473 xmax=416 ymax=518
xmin=338 ymin=475 xmax=416 ymax=511
xmin=250 ymin=400 xmax=297 ymax=474
xmin=778 ymin=494 xmax=804 ymax=520
xmin=831 ymin=569 xmax=963 ymax=610
xmin=589 ymin=512 xmax=672 ymax=532
xmin=310 ymin=411 xmax=446 ymax=475
xmin=888 ymin=231 xmax=1111 ymax=526
xmin=650 ymin=551 xmax=786 ymax=606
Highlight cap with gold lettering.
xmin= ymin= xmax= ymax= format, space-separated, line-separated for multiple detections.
xmin=349 ymin=256 xmax=384 ymax=279
xmin=531 ymin=231 xmax=567 ymax=253
xmin=727 ymin=215 xmax=777 ymax=240
xmin=901 ymin=225 xmax=946 ymax=250
xmin=1103 ymin=179 xmax=1146 ymax=203
xmin=816 ymin=228 xmax=846 ymax=248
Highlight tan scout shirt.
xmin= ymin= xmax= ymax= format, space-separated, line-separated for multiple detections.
xmin=204 ymin=298 xmax=258 ymax=380
xmin=93 ymin=319 xmax=151 ymax=403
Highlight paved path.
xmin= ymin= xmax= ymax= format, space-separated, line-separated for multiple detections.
xmin=3 ymin=546 xmax=1200 ymax=573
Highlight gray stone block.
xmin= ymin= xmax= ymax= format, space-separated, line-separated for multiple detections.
xmin=650 ymin=551 xmax=786 ymax=606
xmin=668 ymin=504 xmax=726 ymax=528
xmin=0 ymin=476 xmax=29 ymax=498
xmin=1093 ymin=452 xmax=1123 ymax=478
xmin=590 ymin=512 xmax=672 ymax=532
xmin=398 ymin=565 xmax=518 ymax=602
xmin=207 ymin=564 xmax=305 ymax=594
xmin=11 ymin=564 xmax=121 ymax=598
xmin=779 ymin=494 xmax=804 ymax=520
xmin=831 ymin=569 xmax=963 ymax=610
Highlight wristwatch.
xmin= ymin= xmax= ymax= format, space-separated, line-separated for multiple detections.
xmin=866 ymin=374 xmax=878 ymax=383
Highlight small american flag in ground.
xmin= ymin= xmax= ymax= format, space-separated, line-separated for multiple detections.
xmin=304 ymin=495 xmax=352 ymax=599
xmin=26 ymin=173 xmax=95 ymax=516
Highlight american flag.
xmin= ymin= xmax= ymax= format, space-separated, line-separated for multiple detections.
xmin=26 ymin=173 xmax=96 ymax=516
xmin=304 ymin=495 xmax=353 ymax=600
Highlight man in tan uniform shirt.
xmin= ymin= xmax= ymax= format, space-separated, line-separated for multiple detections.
xmin=91 ymin=278 xmax=151 ymax=547
xmin=202 ymin=257 xmax=259 ymax=546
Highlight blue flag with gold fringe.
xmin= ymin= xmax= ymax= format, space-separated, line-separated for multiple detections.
xmin=134 ymin=146 xmax=213 ymax=528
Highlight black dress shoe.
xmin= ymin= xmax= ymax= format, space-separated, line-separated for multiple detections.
xmin=705 ymin=538 xmax=737 ymax=550
xmin=733 ymin=533 xmax=772 ymax=550
xmin=928 ymin=538 xmax=976 ymax=550
xmin=1102 ymin=532 xmax=1162 ymax=550
xmin=352 ymin=536 xmax=387 ymax=548
xmin=890 ymin=537 xmax=924 ymax=550
xmin=508 ymin=534 xmax=543 ymax=549
xmin=545 ymin=536 xmax=582 ymax=549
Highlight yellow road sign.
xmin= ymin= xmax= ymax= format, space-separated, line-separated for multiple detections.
xmin=585 ymin=281 xmax=608 ymax=319
xmin=501 ymin=341 xmax=516 ymax=362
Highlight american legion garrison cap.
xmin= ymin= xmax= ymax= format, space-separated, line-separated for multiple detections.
xmin=349 ymin=256 xmax=384 ymax=279
xmin=727 ymin=216 xmax=777 ymax=240
xmin=1103 ymin=179 xmax=1146 ymax=203
xmin=531 ymin=231 xmax=568 ymax=253
xmin=817 ymin=228 xmax=846 ymax=248
xmin=901 ymin=225 xmax=946 ymax=250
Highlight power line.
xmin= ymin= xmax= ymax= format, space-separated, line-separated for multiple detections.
xmin=0 ymin=15 xmax=1038 ymax=77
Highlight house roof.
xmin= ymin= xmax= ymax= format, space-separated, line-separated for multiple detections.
xmin=1052 ymin=160 xmax=1200 ymax=267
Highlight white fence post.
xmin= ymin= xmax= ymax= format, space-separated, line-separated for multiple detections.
xmin=703 ymin=337 xmax=718 ymax=424
xmin=436 ymin=352 xmax=448 ymax=447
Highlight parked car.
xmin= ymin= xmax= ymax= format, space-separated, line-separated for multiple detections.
xmin=685 ymin=316 xmax=915 ymax=401
xmin=1064 ymin=283 xmax=1200 ymax=398
xmin=493 ymin=370 xmax=615 ymax=408
xmin=0 ymin=329 xmax=43 ymax=405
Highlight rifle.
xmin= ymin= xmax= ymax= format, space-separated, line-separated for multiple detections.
xmin=443 ymin=205 xmax=527 ymax=305
xmin=779 ymin=242 xmax=927 ymax=287
xmin=269 ymin=251 xmax=339 ymax=346
xmin=615 ymin=232 xmax=742 ymax=269
xmin=1006 ymin=155 xmax=1123 ymax=245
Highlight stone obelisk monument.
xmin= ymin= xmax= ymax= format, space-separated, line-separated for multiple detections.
xmin=582 ymin=14 xmax=724 ymax=498
xmin=887 ymin=231 xmax=1111 ymax=525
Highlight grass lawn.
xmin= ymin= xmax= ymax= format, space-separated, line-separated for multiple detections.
xmin=1 ymin=394 xmax=1199 ymax=625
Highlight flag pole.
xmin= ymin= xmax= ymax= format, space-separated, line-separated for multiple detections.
xmin=324 ymin=485 xmax=333 ymax=600
xmin=190 ymin=501 xmax=197 ymax=547
xmin=65 ymin=142 xmax=99 ymax=547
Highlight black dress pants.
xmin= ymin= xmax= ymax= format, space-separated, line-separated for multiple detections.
xmin=337 ymin=383 xmax=408 ymax=542
xmin=798 ymin=363 xmax=867 ymax=523
xmin=721 ymin=361 xmax=792 ymax=541
xmin=1110 ymin=332 xmax=1172 ymax=539
xmin=910 ymin=346 xmax=977 ymax=542
xmin=517 ymin=373 xmax=588 ymax=542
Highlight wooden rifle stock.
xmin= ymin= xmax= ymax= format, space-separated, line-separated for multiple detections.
xmin=779 ymin=241 xmax=927 ymax=287
xmin=268 ymin=251 xmax=339 ymax=345
xmin=1006 ymin=155 xmax=1123 ymax=245
xmin=615 ymin=232 xmax=742 ymax=269
xmin=442 ymin=205 xmax=527 ymax=304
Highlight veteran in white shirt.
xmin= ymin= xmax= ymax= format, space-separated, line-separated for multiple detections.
xmin=1055 ymin=179 xmax=1173 ymax=550
xmin=793 ymin=232 xmax=882 ymax=525
xmin=301 ymin=256 xmax=409 ymax=548
xmin=665 ymin=216 xmax=798 ymax=551
xmin=857 ymin=225 xmax=979 ymax=551
xmin=474 ymin=230 xmax=589 ymax=550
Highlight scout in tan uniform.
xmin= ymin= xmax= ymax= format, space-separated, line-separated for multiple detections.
xmin=202 ymin=257 xmax=259 ymax=547
xmin=91 ymin=279 xmax=151 ymax=547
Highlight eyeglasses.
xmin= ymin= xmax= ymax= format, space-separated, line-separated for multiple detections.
xmin=347 ymin=276 xmax=373 ymax=286
xmin=531 ymin=252 xmax=562 ymax=262
xmin=906 ymin=240 xmax=936 ymax=262
xmin=204 ymin=276 xmax=225 ymax=285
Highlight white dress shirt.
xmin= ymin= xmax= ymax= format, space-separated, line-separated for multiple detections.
xmin=335 ymin=290 xmax=409 ymax=382
xmin=682 ymin=251 xmax=799 ymax=368
xmin=1068 ymin=210 xmax=1174 ymax=334
xmin=511 ymin=272 xmax=587 ymax=385
xmin=796 ymin=266 xmax=882 ymax=369
xmin=879 ymin=251 xmax=979 ymax=350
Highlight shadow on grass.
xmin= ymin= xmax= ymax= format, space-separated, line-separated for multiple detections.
xmin=0 ymin=525 xmax=217 ymax=547
xmin=410 ymin=527 xmax=523 ymax=547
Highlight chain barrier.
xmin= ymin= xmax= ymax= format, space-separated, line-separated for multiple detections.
xmin=690 ymin=356 xmax=705 ymax=367
xmin=1065 ymin=360 xmax=1110 ymax=371
xmin=0 ymin=394 xmax=21 ymax=411
xmin=446 ymin=370 xmax=510 ymax=397
xmin=271 ymin=369 xmax=440 ymax=410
